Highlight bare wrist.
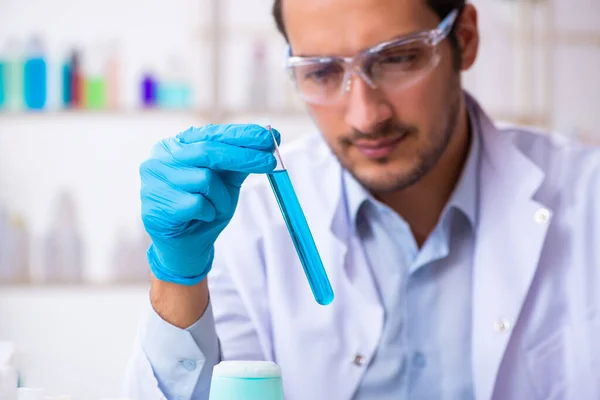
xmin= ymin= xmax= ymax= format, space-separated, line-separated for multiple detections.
xmin=150 ymin=275 xmax=210 ymax=329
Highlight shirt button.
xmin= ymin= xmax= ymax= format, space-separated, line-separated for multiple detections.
xmin=494 ymin=318 xmax=511 ymax=333
xmin=181 ymin=359 xmax=197 ymax=371
xmin=534 ymin=208 xmax=551 ymax=225
xmin=353 ymin=354 xmax=365 ymax=366
xmin=412 ymin=352 xmax=426 ymax=368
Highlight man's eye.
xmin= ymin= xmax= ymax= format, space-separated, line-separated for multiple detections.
xmin=380 ymin=51 xmax=419 ymax=64
xmin=305 ymin=64 xmax=343 ymax=82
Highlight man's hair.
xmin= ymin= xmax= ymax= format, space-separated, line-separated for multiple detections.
xmin=272 ymin=0 xmax=465 ymax=65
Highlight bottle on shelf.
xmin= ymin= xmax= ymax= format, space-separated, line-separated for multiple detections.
xmin=247 ymin=40 xmax=269 ymax=111
xmin=0 ymin=342 xmax=18 ymax=400
xmin=23 ymin=36 xmax=47 ymax=110
xmin=105 ymin=41 xmax=121 ymax=110
xmin=40 ymin=190 xmax=84 ymax=284
xmin=141 ymin=71 xmax=158 ymax=108
xmin=60 ymin=50 xmax=73 ymax=108
xmin=7 ymin=214 xmax=31 ymax=284
xmin=3 ymin=39 xmax=24 ymax=111
xmin=84 ymin=44 xmax=109 ymax=110
xmin=69 ymin=50 xmax=84 ymax=109
xmin=109 ymin=226 xmax=151 ymax=283
xmin=17 ymin=388 xmax=45 ymax=400
xmin=0 ymin=204 xmax=9 ymax=282
xmin=0 ymin=207 xmax=29 ymax=284
xmin=0 ymin=47 xmax=6 ymax=110
xmin=157 ymin=55 xmax=191 ymax=109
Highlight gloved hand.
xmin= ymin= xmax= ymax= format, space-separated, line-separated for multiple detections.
xmin=140 ymin=124 xmax=281 ymax=286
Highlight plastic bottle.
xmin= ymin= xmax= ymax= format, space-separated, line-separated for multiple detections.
xmin=110 ymin=226 xmax=151 ymax=283
xmin=41 ymin=191 xmax=83 ymax=283
xmin=157 ymin=55 xmax=190 ymax=109
xmin=4 ymin=39 xmax=23 ymax=111
xmin=60 ymin=52 xmax=72 ymax=108
xmin=105 ymin=41 xmax=120 ymax=110
xmin=141 ymin=72 xmax=157 ymax=108
xmin=248 ymin=40 xmax=269 ymax=111
xmin=0 ymin=204 xmax=9 ymax=282
xmin=0 ymin=51 xmax=6 ymax=110
xmin=68 ymin=50 xmax=84 ymax=109
xmin=6 ymin=214 xmax=31 ymax=283
xmin=17 ymin=388 xmax=45 ymax=400
xmin=0 ymin=342 xmax=18 ymax=400
xmin=23 ymin=37 xmax=47 ymax=110
xmin=0 ymin=365 xmax=18 ymax=400
xmin=0 ymin=208 xmax=29 ymax=284
xmin=84 ymin=45 xmax=107 ymax=110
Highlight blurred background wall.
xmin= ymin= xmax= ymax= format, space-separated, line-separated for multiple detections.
xmin=0 ymin=0 xmax=598 ymax=398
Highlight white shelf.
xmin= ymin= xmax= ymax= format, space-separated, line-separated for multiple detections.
xmin=0 ymin=108 xmax=207 ymax=118
xmin=0 ymin=282 xmax=149 ymax=293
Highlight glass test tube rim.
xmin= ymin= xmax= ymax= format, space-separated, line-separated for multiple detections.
xmin=267 ymin=125 xmax=286 ymax=171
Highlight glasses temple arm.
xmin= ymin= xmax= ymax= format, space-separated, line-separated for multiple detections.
xmin=436 ymin=9 xmax=460 ymax=40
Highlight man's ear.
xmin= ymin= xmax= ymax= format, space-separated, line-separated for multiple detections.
xmin=456 ymin=4 xmax=480 ymax=71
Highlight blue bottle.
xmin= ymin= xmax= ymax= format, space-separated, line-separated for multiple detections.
xmin=61 ymin=59 xmax=71 ymax=108
xmin=0 ymin=59 xmax=6 ymax=110
xmin=23 ymin=38 xmax=47 ymax=110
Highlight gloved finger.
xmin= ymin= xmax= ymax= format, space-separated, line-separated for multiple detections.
xmin=219 ymin=170 xmax=249 ymax=189
xmin=176 ymin=124 xmax=281 ymax=150
xmin=140 ymin=159 xmax=233 ymax=215
xmin=164 ymin=139 xmax=278 ymax=173
xmin=141 ymin=181 xmax=217 ymax=224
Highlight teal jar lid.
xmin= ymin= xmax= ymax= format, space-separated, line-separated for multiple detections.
xmin=212 ymin=361 xmax=281 ymax=379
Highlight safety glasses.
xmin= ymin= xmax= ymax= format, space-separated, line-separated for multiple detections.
xmin=286 ymin=9 xmax=459 ymax=105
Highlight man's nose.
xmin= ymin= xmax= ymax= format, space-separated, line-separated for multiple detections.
xmin=344 ymin=75 xmax=393 ymax=134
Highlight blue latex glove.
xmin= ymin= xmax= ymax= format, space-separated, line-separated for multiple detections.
xmin=140 ymin=124 xmax=281 ymax=286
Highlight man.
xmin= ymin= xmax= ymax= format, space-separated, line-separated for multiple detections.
xmin=125 ymin=0 xmax=600 ymax=398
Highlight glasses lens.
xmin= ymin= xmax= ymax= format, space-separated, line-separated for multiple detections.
xmin=366 ymin=38 xmax=439 ymax=90
xmin=289 ymin=61 xmax=346 ymax=104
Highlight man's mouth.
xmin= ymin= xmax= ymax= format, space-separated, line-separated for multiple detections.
xmin=353 ymin=134 xmax=408 ymax=159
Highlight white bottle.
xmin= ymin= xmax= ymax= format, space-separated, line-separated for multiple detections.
xmin=0 ymin=204 xmax=10 ymax=282
xmin=7 ymin=214 xmax=31 ymax=283
xmin=0 ymin=365 xmax=18 ymax=400
xmin=41 ymin=191 xmax=83 ymax=283
xmin=0 ymin=342 xmax=18 ymax=400
xmin=17 ymin=388 xmax=44 ymax=400
xmin=247 ymin=40 xmax=269 ymax=111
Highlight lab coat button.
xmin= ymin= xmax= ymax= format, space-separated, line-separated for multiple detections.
xmin=353 ymin=354 xmax=365 ymax=366
xmin=412 ymin=352 xmax=426 ymax=368
xmin=534 ymin=208 xmax=551 ymax=225
xmin=494 ymin=319 xmax=511 ymax=333
xmin=181 ymin=359 xmax=197 ymax=371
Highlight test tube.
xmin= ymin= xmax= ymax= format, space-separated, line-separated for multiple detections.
xmin=266 ymin=126 xmax=334 ymax=306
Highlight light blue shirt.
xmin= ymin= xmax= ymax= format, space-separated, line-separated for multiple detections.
xmin=347 ymin=121 xmax=480 ymax=399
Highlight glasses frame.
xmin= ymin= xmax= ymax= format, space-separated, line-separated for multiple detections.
xmin=285 ymin=8 xmax=460 ymax=104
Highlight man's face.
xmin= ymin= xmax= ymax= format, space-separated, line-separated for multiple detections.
xmin=283 ymin=0 xmax=464 ymax=193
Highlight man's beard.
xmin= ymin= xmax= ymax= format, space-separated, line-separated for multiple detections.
xmin=338 ymin=91 xmax=462 ymax=194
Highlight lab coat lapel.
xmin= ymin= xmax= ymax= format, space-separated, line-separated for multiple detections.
xmin=469 ymin=99 xmax=552 ymax=400
xmin=310 ymin=138 xmax=384 ymax=400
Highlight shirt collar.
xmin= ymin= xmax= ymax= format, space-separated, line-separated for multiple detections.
xmin=342 ymin=104 xmax=481 ymax=232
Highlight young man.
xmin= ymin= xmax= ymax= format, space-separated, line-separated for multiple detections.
xmin=126 ymin=0 xmax=600 ymax=399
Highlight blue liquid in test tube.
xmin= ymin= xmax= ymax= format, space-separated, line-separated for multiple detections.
xmin=266 ymin=126 xmax=334 ymax=306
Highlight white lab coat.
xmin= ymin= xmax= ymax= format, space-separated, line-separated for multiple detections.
xmin=125 ymin=95 xmax=600 ymax=400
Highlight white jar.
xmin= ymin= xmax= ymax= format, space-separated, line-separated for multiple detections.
xmin=0 ymin=365 xmax=19 ymax=400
